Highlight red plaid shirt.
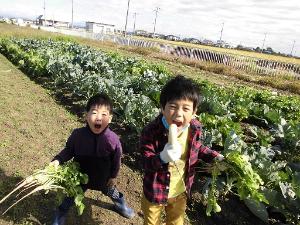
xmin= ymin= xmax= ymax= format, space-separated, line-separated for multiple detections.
xmin=140 ymin=114 xmax=220 ymax=204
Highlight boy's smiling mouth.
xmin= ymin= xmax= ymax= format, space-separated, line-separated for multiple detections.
xmin=94 ymin=124 xmax=102 ymax=129
xmin=172 ymin=121 xmax=183 ymax=127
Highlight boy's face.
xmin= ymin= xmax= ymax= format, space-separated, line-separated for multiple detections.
xmin=161 ymin=98 xmax=196 ymax=131
xmin=86 ymin=104 xmax=112 ymax=134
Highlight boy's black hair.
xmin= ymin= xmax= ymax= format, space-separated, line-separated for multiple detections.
xmin=86 ymin=92 xmax=113 ymax=114
xmin=160 ymin=75 xmax=200 ymax=111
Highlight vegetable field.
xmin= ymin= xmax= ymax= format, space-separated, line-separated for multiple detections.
xmin=0 ymin=36 xmax=299 ymax=225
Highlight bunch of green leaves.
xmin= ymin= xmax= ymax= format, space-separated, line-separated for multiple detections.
xmin=223 ymin=132 xmax=268 ymax=204
xmin=203 ymin=131 xmax=268 ymax=217
xmin=0 ymin=161 xmax=88 ymax=215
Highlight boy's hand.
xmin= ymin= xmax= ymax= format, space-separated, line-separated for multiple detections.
xmin=107 ymin=178 xmax=116 ymax=188
xmin=215 ymin=154 xmax=225 ymax=161
xmin=160 ymin=143 xmax=182 ymax=163
xmin=49 ymin=160 xmax=60 ymax=169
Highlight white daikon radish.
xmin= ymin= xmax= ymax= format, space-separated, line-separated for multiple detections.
xmin=168 ymin=124 xmax=177 ymax=144
xmin=168 ymin=124 xmax=187 ymax=193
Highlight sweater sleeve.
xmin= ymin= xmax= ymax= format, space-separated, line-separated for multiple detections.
xmin=110 ymin=139 xmax=122 ymax=178
xmin=198 ymin=144 xmax=220 ymax=162
xmin=52 ymin=130 xmax=76 ymax=164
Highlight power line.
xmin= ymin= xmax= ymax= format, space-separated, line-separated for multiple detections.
xmin=124 ymin=0 xmax=131 ymax=36
xmin=153 ymin=7 xmax=160 ymax=37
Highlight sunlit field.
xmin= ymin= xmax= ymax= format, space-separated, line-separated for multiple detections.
xmin=133 ymin=35 xmax=300 ymax=65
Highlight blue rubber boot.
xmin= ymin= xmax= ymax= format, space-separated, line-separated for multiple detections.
xmin=52 ymin=209 xmax=67 ymax=225
xmin=112 ymin=192 xmax=135 ymax=219
xmin=51 ymin=197 xmax=74 ymax=225
xmin=107 ymin=187 xmax=135 ymax=219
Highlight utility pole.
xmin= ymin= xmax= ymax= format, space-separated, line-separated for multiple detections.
xmin=124 ymin=0 xmax=131 ymax=36
xmin=43 ymin=0 xmax=46 ymax=20
xmin=71 ymin=0 xmax=74 ymax=28
xmin=133 ymin=12 xmax=137 ymax=34
xmin=261 ymin=33 xmax=267 ymax=52
xmin=219 ymin=22 xmax=224 ymax=44
xmin=290 ymin=40 xmax=296 ymax=56
xmin=153 ymin=7 xmax=160 ymax=37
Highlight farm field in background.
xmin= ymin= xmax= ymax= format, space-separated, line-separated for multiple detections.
xmin=133 ymin=34 xmax=300 ymax=65
xmin=0 ymin=24 xmax=299 ymax=225
xmin=1 ymin=23 xmax=300 ymax=96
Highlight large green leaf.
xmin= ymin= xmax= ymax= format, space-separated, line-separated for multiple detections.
xmin=244 ymin=198 xmax=269 ymax=223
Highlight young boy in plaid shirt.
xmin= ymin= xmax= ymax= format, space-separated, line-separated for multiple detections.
xmin=140 ymin=75 xmax=224 ymax=225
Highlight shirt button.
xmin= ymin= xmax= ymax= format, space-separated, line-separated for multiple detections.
xmin=167 ymin=174 xmax=170 ymax=177
xmin=166 ymin=186 xmax=169 ymax=190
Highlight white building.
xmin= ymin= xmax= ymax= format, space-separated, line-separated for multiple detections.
xmin=86 ymin=22 xmax=115 ymax=34
xmin=36 ymin=15 xmax=70 ymax=28
xmin=16 ymin=18 xmax=24 ymax=25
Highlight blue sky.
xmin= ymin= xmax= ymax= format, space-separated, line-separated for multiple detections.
xmin=0 ymin=0 xmax=299 ymax=56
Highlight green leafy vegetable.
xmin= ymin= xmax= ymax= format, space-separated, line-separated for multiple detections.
xmin=0 ymin=161 xmax=88 ymax=215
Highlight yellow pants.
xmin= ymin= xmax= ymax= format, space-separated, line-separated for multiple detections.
xmin=141 ymin=193 xmax=187 ymax=225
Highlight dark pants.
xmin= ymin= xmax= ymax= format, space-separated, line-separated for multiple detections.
xmin=58 ymin=185 xmax=120 ymax=213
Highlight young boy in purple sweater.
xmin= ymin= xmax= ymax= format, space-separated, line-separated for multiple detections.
xmin=50 ymin=93 xmax=134 ymax=225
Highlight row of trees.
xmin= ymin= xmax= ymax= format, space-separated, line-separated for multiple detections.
xmin=236 ymin=45 xmax=299 ymax=58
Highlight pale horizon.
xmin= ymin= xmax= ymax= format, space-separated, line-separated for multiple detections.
xmin=0 ymin=0 xmax=299 ymax=56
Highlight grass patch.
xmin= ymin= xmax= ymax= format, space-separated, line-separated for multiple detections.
xmin=119 ymin=45 xmax=160 ymax=56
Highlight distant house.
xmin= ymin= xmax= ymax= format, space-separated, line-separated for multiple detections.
xmin=12 ymin=18 xmax=32 ymax=26
xmin=16 ymin=18 xmax=24 ymax=25
xmin=183 ymin=37 xmax=201 ymax=44
xmin=216 ymin=40 xmax=231 ymax=48
xmin=23 ymin=19 xmax=34 ymax=25
xmin=202 ymin=39 xmax=214 ymax=46
xmin=1 ymin=18 xmax=12 ymax=24
xmin=236 ymin=44 xmax=254 ymax=51
xmin=165 ymin=35 xmax=181 ymax=41
xmin=10 ymin=18 xmax=18 ymax=24
xmin=147 ymin=33 xmax=164 ymax=38
xmin=36 ymin=15 xmax=70 ymax=27
xmin=134 ymin=30 xmax=148 ymax=36
xmin=86 ymin=22 xmax=115 ymax=34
